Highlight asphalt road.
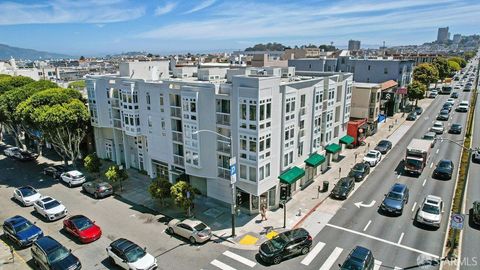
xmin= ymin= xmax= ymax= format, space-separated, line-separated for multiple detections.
xmin=460 ymin=57 xmax=480 ymax=270
xmin=0 ymin=147 xmax=228 ymax=270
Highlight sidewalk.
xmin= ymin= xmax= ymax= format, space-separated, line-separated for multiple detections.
xmin=0 ymin=239 xmax=29 ymax=270
xmin=111 ymin=98 xmax=433 ymax=250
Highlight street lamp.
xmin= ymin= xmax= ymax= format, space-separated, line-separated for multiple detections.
xmin=192 ymin=129 xmax=237 ymax=238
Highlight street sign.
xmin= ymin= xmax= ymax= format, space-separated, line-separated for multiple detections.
xmin=229 ymin=157 xmax=237 ymax=184
xmin=450 ymin=213 xmax=465 ymax=230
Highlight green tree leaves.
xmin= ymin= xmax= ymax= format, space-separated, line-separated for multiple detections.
xmin=413 ymin=63 xmax=439 ymax=87
xmin=170 ymin=181 xmax=195 ymax=213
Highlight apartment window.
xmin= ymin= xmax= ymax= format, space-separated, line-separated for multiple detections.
xmin=240 ymin=138 xmax=247 ymax=150
xmin=146 ymin=93 xmax=151 ymax=105
xmin=161 ymin=120 xmax=165 ymax=130
xmin=368 ymin=65 xmax=371 ymax=71
xmin=159 ymin=94 xmax=164 ymax=106
xmin=265 ymin=163 xmax=270 ymax=177
xmin=249 ymin=105 xmax=256 ymax=121
xmin=216 ymin=99 xmax=230 ymax=113
xmin=249 ymin=167 xmax=256 ymax=182
xmin=133 ymin=92 xmax=138 ymax=103
xmin=384 ymin=67 xmax=388 ymax=74
xmin=249 ymin=140 xmax=256 ymax=152
xmin=148 ymin=116 xmax=152 ymax=127
xmin=259 ymin=166 xmax=264 ymax=181
xmin=240 ymin=165 xmax=247 ymax=179
xmin=284 ymin=153 xmax=289 ymax=167
xmin=266 ymin=103 xmax=271 ymax=119
xmin=300 ymin=94 xmax=306 ymax=107
xmin=298 ymin=141 xmax=304 ymax=157
xmin=240 ymin=104 xmax=247 ymax=120
xmin=260 ymin=104 xmax=265 ymax=121
xmin=190 ymin=102 xmax=196 ymax=113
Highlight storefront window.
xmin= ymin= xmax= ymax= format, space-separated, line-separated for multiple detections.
xmin=268 ymin=187 xmax=276 ymax=207
xmin=251 ymin=195 xmax=259 ymax=211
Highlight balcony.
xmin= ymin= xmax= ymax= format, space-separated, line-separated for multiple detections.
xmin=217 ymin=141 xmax=231 ymax=154
xmin=173 ymin=155 xmax=184 ymax=167
xmin=216 ymin=114 xmax=230 ymax=126
xmin=111 ymin=99 xmax=120 ymax=108
xmin=217 ymin=168 xmax=230 ymax=180
xmin=113 ymin=119 xmax=122 ymax=129
xmin=170 ymin=107 xmax=182 ymax=118
xmin=172 ymin=131 xmax=183 ymax=143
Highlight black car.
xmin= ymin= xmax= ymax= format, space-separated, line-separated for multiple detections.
xmin=259 ymin=228 xmax=312 ymax=265
xmin=473 ymin=150 xmax=480 ymax=163
xmin=339 ymin=246 xmax=375 ymax=270
xmin=406 ymin=112 xmax=417 ymax=121
xmin=433 ymin=159 xmax=454 ymax=180
xmin=449 ymin=123 xmax=462 ymax=134
xmin=442 ymin=103 xmax=453 ymax=112
xmin=472 ymin=201 xmax=480 ymax=225
xmin=374 ymin=140 xmax=392 ymax=154
xmin=451 ymin=92 xmax=459 ymax=98
xmin=43 ymin=165 xmax=71 ymax=179
xmin=331 ymin=177 xmax=355 ymax=200
xmin=414 ymin=107 xmax=423 ymax=115
xmin=348 ymin=162 xmax=370 ymax=182
xmin=31 ymin=236 xmax=81 ymax=270
xmin=13 ymin=150 xmax=38 ymax=161
xmin=380 ymin=183 xmax=409 ymax=215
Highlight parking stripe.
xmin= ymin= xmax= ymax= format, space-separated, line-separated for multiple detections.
xmin=319 ymin=247 xmax=343 ymax=270
xmin=301 ymin=241 xmax=325 ymax=266
xmin=373 ymin=260 xmax=382 ymax=270
xmin=223 ymin=251 xmax=256 ymax=267
xmin=211 ymin=259 xmax=236 ymax=270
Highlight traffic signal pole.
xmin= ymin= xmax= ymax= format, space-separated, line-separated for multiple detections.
xmin=283 ymin=202 xmax=287 ymax=228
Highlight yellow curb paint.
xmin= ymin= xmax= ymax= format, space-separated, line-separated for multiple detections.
xmin=239 ymin=234 xmax=258 ymax=245
xmin=266 ymin=231 xmax=278 ymax=239
xmin=0 ymin=239 xmax=29 ymax=266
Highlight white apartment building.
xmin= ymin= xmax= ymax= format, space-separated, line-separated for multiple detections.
xmin=87 ymin=61 xmax=353 ymax=213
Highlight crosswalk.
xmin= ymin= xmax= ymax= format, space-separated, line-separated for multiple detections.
xmin=206 ymin=241 xmax=424 ymax=270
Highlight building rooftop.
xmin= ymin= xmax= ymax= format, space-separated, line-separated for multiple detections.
xmin=353 ymin=82 xmax=381 ymax=88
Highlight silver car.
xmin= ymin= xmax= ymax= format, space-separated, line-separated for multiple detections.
xmin=167 ymin=218 xmax=212 ymax=244
xmin=430 ymin=122 xmax=444 ymax=134
xmin=82 ymin=180 xmax=113 ymax=199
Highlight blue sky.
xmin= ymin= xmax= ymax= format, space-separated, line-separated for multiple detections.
xmin=0 ymin=0 xmax=479 ymax=56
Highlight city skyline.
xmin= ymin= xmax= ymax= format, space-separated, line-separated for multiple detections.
xmin=0 ymin=0 xmax=479 ymax=55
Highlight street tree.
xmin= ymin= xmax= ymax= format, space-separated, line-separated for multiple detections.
xmin=68 ymin=80 xmax=86 ymax=91
xmin=448 ymin=60 xmax=461 ymax=73
xmin=148 ymin=178 xmax=172 ymax=206
xmin=84 ymin=153 xmax=101 ymax=174
xmin=170 ymin=181 xmax=195 ymax=215
xmin=432 ymin=57 xmax=451 ymax=82
xmin=0 ymin=75 xmax=34 ymax=94
xmin=407 ymin=81 xmax=427 ymax=106
xmin=448 ymin=57 xmax=467 ymax=68
xmin=105 ymin=165 xmax=128 ymax=191
xmin=413 ymin=63 xmax=439 ymax=88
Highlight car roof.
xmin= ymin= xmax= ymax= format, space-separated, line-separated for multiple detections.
xmin=40 ymin=197 xmax=55 ymax=203
xmin=5 ymin=215 xmax=29 ymax=226
xmin=425 ymin=195 xmax=442 ymax=205
xmin=350 ymin=246 xmax=371 ymax=260
xmin=18 ymin=186 xmax=35 ymax=192
xmin=110 ymin=238 xmax=139 ymax=253
xmin=424 ymin=132 xmax=436 ymax=137
xmin=67 ymin=170 xmax=83 ymax=176
xmin=181 ymin=219 xmax=204 ymax=227
xmin=280 ymin=228 xmax=309 ymax=240
xmin=35 ymin=236 xmax=62 ymax=253
xmin=367 ymin=150 xmax=380 ymax=154
xmin=391 ymin=183 xmax=406 ymax=193
xmin=68 ymin=215 xmax=89 ymax=222
xmin=434 ymin=121 xmax=443 ymax=125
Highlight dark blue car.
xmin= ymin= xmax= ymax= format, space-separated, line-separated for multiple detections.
xmin=31 ymin=236 xmax=81 ymax=270
xmin=380 ymin=183 xmax=409 ymax=215
xmin=3 ymin=215 xmax=43 ymax=247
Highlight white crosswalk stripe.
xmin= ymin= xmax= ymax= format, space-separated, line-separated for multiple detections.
xmin=210 ymin=259 xmax=236 ymax=270
xmin=394 ymin=267 xmax=403 ymax=270
xmin=301 ymin=241 xmax=326 ymax=266
xmin=223 ymin=251 xmax=256 ymax=267
xmin=319 ymin=247 xmax=343 ymax=270
xmin=373 ymin=260 xmax=382 ymax=270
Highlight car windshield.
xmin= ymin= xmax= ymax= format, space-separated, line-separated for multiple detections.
xmin=352 ymin=164 xmax=365 ymax=172
xmin=194 ymin=223 xmax=207 ymax=231
xmin=20 ymin=188 xmax=36 ymax=197
xmin=434 ymin=124 xmax=442 ymax=128
xmin=387 ymin=192 xmax=402 ymax=200
xmin=15 ymin=221 xmax=34 ymax=233
xmin=44 ymin=200 xmax=61 ymax=209
xmin=422 ymin=204 xmax=440 ymax=215
xmin=47 ymin=246 xmax=70 ymax=263
xmin=72 ymin=217 xmax=93 ymax=231
xmin=378 ymin=141 xmax=389 ymax=147
xmin=365 ymin=153 xmax=376 ymax=158
xmin=125 ymin=246 xmax=146 ymax=263
xmin=341 ymin=258 xmax=363 ymax=270
xmin=72 ymin=173 xmax=84 ymax=179
xmin=452 ymin=124 xmax=461 ymax=129
xmin=438 ymin=161 xmax=451 ymax=169
xmin=340 ymin=180 xmax=350 ymax=187
xmin=406 ymin=159 xmax=423 ymax=168
xmin=269 ymin=234 xmax=289 ymax=249
xmin=424 ymin=135 xmax=434 ymax=140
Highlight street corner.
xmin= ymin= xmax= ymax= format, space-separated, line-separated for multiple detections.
xmin=238 ymin=233 xmax=260 ymax=245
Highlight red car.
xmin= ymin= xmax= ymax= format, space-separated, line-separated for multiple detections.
xmin=63 ymin=215 xmax=102 ymax=243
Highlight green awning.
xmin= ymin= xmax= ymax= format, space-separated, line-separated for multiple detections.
xmin=305 ymin=153 xmax=326 ymax=167
xmin=278 ymin=166 xmax=305 ymax=185
xmin=339 ymin=135 xmax=354 ymax=145
xmin=326 ymin=143 xmax=342 ymax=154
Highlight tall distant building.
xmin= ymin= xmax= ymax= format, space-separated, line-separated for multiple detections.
xmin=453 ymin=34 xmax=462 ymax=44
xmin=348 ymin=40 xmax=361 ymax=51
xmin=437 ymin=27 xmax=449 ymax=43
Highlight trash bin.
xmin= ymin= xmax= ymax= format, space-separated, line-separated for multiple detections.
xmin=322 ymin=181 xmax=329 ymax=192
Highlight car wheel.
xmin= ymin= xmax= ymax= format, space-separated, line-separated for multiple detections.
xmin=94 ymin=192 xmax=99 ymax=199
xmin=301 ymin=246 xmax=310 ymax=255
xmin=189 ymin=236 xmax=196 ymax=244
xmin=167 ymin=227 xmax=174 ymax=235
xmin=273 ymin=256 xmax=282 ymax=265
xmin=68 ymin=182 xmax=72 ymax=188
xmin=108 ymin=255 xmax=116 ymax=265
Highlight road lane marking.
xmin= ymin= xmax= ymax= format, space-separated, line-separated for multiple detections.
xmin=412 ymin=202 xmax=417 ymax=212
xmin=436 ymin=149 xmax=440 ymax=154
xmin=394 ymin=267 xmax=402 ymax=270
xmin=422 ymin=179 xmax=427 ymax=187
xmin=319 ymin=247 xmax=343 ymax=270
xmin=211 ymin=259 xmax=236 ymax=270
xmin=397 ymin=232 xmax=405 ymax=244
xmin=363 ymin=220 xmax=372 ymax=232
xmin=374 ymin=260 xmax=383 ymax=270
xmin=397 ymin=174 xmax=401 ymax=179
xmin=325 ymin=224 xmax=439 ymax=259
xmin=223 ymin=251 xmax=256 ymax=267
xmin=430 ymin=162 xmax=433 ymax=168
xmin=301 ymin=241 xmax=325 ymax=266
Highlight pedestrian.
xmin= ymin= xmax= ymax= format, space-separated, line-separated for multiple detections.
xmin=260 ymin=204 xmax=267 ymax=221
xmin=10 ymin=245 xmax=14 ymax=262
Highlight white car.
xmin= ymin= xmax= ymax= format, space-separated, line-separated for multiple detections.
xmin=4 ymin=147 xmax=20 ymax=157
xmin=167 ymin=218 xmax=212 ymax=244
xmin=13 ymin=186 xmax=41 ymax=206
xmin=60 ymin=170 xmax=86 ymax=187
xmin=416 ymin=195 xmax=444 ymax=228
xmin=430 ymin=121 xmax=444 ymax=134
xmin=363 ymin=150 xmax=382 ymax=167
xmin=107 ymin=238 xmax=157 ymax=270
xmin=446 ymin=98 xmax=455 ymax=105
xmin=33 ymin=196 xmax=67 ymax=221
xmin=456 ymin=101 xmax=469 ymax=112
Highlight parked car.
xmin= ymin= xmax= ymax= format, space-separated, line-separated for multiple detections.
xmin=63 ymin=215 xmax=102 ymax=243
xmin=473 ymin=149 xmax=480 ymax=163
xmin=259 ymin=228 xmax=312 ymax=265
xmin=13 ymin=186 xmax=41 ymax=206
xmin=60 ymin=170 xmax=86 ymax=187
xmin=82 ymin=180 xmax=114 ymax=199
xmin=414 ymin=106 xmax=423 ymax=115
xmin=374 ymin=140 xmax=392 ymax=154
xmin=31 ymin=236 xmax=81 ymax=270
xmin=430 ymin=121 xmax=444 ymax=134
xmin=433 ymin=160 xmax=454 ymax=180
xmin=2 ymin=215 xmax=43 ymax=248
xmin=167 ymin=218 xmax=212 ymax=244
xmin=450 ymin=92 xmax=459 ymax=98
xmin=330 ymin=177 xmax=355 ymax=200
xmin=416 ymin=195 xmax=444 ymax=228
xmin=406 ymin=112 xmax=417 ymax=121
xmin=348 ymin=162 xmax=370 ymax=182
xmin=107 ymin=238 xmax=158 ymax=270
xmin=33 ymin=197 xmax=67 ymax=221
xmin=422 ymin=132 xmax=437 ymax=148
xmin=4 ymin=146 xmax=20 ymax=157
xmin=339 ymin=246 xmax=375 ymax=270
xmin=436 ymin=110 xmax=450 ymax=121
xmin=472 ymin=201 xmax=480 ymax=225
xmin=363 ymin=150 xmax=382 ymax=167
xmin=43 ymin=165 xmax=71 ymax=179
xmin=380 ymin=183 xmax=409 ymax=215
xmin=449 ymin=123 xmax=462 ymax=134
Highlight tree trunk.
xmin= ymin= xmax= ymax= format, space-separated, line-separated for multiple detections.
xmin=415 ymin=99 xmax=418 ymax=107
